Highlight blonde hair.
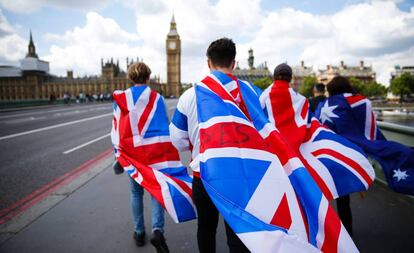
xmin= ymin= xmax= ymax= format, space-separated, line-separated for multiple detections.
xmin=127 ymin=62 xmax=151 ymax=84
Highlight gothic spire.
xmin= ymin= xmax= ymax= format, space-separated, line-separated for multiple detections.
xmin=168 ymin=13 xmax=178 ymax=36
xmin=26 ymin=30 xmax=38 ymax=58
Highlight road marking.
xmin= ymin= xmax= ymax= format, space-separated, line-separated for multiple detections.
xmin=0 ymin=104 xmax=112 ymax=120
xmin=0 ymin=113 xmax=112 ymax=141
xmin=0 ymin=148 xmax=113 ymax=226
xmin=63 ymin=133 xmax=111 ymax=154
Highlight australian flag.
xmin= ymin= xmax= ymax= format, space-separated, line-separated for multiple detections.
xmin=195 ymin=71 xmax=358 ymax=253
xmin=260 ymin=81 xmax=375 ymax=200
xmin=111 ymin=85 xmax=196 ymax=223
xmin=316 ymin=93 xmax=414 ymax=195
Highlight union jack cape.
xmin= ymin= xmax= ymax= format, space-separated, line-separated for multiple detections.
xmin=316 ymin=93 xmax=414 ymax=195
xmin=260 ymin=81 xmax=375 ymax=200
xmin=195 ymin=71 xmax=358 ymax=253
xmin=111 ymin=85 xmax=196 ymax=223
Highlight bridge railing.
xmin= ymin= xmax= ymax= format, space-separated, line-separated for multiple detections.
xmin=377 ymin=121 xmax=414 ymax=146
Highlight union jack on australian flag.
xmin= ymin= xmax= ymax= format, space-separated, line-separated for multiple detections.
xmin=260 ymin=81 xmax=375 ymax=200
xmin=317 ymin=93 xmax=414 ymax=195
xmin=111 ymin=85 xmax=196 ymax=223
xmin=195 ymin=71 xmax=358 ymax=253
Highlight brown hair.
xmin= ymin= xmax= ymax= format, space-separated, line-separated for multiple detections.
xmin=127 ymin=62 xmax=151 ymax=84
xmin=327 ymin=76 xmax=355 ymax=96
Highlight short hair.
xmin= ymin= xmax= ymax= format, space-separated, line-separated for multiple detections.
xmin=327 ymin=76 xmax=355 ymax=96
xmin=314 ymin=83 xmax=325 ymax=93
xmin=127 ymin=62 xmax=151 ymax=84
xmin=206 ymin=38 xmax=236 ymax=68
xmin=273 ymin=63 xmax=292 ymax=83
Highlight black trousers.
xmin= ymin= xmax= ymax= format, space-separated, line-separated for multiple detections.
xmin=192 ymin=177 xmax=250 ymax=253
xmin=336 ymin=195 xmax=353 ymax=236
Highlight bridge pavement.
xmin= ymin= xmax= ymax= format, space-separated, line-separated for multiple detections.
xmin=0 ymin=153 xmax=413 ymax=253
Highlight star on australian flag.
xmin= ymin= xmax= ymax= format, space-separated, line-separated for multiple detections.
xmin=320 ymin=103 xmax=339 ymax=124
xmin=393 ymin=168 xmax=409 ymax=182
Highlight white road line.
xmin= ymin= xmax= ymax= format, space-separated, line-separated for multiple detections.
xmin=0 ymin=104 xmax=112 ymax=120
xmin=0 ymin=113 xmax=112 ymax=141
xmin=63 ymin=133 xmax=111 ymax=154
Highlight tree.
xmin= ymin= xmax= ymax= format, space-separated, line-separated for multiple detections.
xmin=253 ymin=77 xmax=273 ymax=90
xmin=299 ymin=76 xmax=317 ymax=98
xmin=348 ymin=77 xmax=388 ymax=98
xmin=348 ymin=77 xmax=366 ymax=95
xmin=364 ymin=81 xmax=387 ymax=98
xmin=389 ymin=72 xmax=414 ymax=103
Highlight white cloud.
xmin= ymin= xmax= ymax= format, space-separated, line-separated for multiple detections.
xmin=242 ymin=1 xmax=414 ymax=85
xmin=43 ymin=12 xmax=143 ymax=77
xmin=0 ymin=0 xmax=109 ymax=13
xmin=0 ymin=9 xmax=26 ymax=62
xmin=1 ymin=0 xmax=413 ymax=85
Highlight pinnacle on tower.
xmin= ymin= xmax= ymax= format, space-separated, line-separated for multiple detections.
xmin=26 ymin=29 xmax=38 ymax=58
xmin=168 ymin=13 xmax=178 ymax=36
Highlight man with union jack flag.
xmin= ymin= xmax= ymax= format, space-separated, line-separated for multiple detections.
xmin=171 ymin=38 xmax=358 ymax=253
xmin=111 ymin=62 xmax=196 ymax=253
xmin=259 ymin=64 xmax=376 ymax=236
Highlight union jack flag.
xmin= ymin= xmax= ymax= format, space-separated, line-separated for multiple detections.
xmin=195 ymin=71 xmax=358 ymax=253
xmin=111 ymin=86 xmax=196 ymax=223
xmin=317 ymin=93 xmax=414 ymax=195
xmin=260 ymin=82 xmax=375 ymax=200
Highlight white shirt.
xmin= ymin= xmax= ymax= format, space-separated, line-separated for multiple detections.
xmin=169 ymin=87 xmax=201 ymax=172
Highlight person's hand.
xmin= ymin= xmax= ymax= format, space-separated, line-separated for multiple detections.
xmin=113 ymin=160 xmax=124 ymax=175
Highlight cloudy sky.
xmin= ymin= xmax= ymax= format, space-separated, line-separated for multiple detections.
xmin=0 ymin=0 xmax=413 ymax=85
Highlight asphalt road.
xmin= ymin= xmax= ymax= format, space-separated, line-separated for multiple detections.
xmin=0 ymin=100 xmax=178 ymax=211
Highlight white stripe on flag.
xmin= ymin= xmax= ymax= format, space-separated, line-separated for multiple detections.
xmin=199 ymin=115 xmax=253 ymax=129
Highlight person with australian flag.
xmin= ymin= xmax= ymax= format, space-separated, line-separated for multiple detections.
xmin=315 ymin=76 xmax=414 ymax=196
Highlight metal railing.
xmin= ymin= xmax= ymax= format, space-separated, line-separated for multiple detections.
xmin=377 ymin=121 xmax=414 ymax=147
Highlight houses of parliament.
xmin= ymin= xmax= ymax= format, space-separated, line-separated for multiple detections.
xmin=0 ymin=16 xmax=182 ymax=101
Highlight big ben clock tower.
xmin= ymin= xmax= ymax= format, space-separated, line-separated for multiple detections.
xmin=166 ymin=14 xmax=181 ymax=97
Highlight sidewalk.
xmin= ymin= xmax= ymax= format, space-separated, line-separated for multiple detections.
xmin=0 ymin=154 xmax=228 ymax=253
xmin=0 ymin=154 xmax=413 ymax=252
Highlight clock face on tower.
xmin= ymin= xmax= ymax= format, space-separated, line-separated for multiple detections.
xmin=168 ymin=41 xmax=176 ymax=50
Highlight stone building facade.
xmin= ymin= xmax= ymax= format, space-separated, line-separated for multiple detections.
xmin=291 ymin=61 xmax=315 ymax=91
xmin=317 ymin=61 xmax=375 ymax=85
xmin=233 ymin=48 xmax=272 ymax=83
xmin=391 ymin=65 xmax=414 ymax=80
xmin=0 ymin=16 xmax=183 ymax=101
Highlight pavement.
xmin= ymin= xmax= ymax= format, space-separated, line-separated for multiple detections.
xmin=0 ymin=151 xmax=413 ymax=253
xmin=1 ymin=102 xmax=414 ymax=253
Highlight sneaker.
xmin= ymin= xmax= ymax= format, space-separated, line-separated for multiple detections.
xmin=150 ymin=230 xmax=170 ymax=253
xmin=133 ymin=231 xmax=145 ymax=247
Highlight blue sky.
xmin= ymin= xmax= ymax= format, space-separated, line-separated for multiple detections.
xmin=1 ymin=0 xmax=413 ymax=84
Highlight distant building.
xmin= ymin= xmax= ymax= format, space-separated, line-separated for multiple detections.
xmin=317 ymin=61 xmax=375 ymax=84
xmin=233 ymin=48 xmax=271 ymax=83
xmin=166 ymin=14 xmax=181 ymax=98
xmin=0 ymin=17 xmax=184 ymax=101
xmin=391 ymin=65 xmax=414 ymax=79
xmin=291 ymin=60 xmax=314 ymax=91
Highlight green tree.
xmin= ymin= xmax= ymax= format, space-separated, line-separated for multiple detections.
xmin=389 ymin=72 xmax=414 ymax=103
xmin=364 ymin=81 xmax=387 ymax=98
xmin=253 ymin=77 xmax=273 ymax=90
xmin=348 ymin=77 xmax=366 ymax=95
xmin=349 ymin=77 xmax=388 ymax=98
xmin=299 ymin=76 xmax=317 ymax=98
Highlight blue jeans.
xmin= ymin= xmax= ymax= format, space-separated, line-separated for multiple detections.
xmin=129 ymin=176 xmax=164 ymax=235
